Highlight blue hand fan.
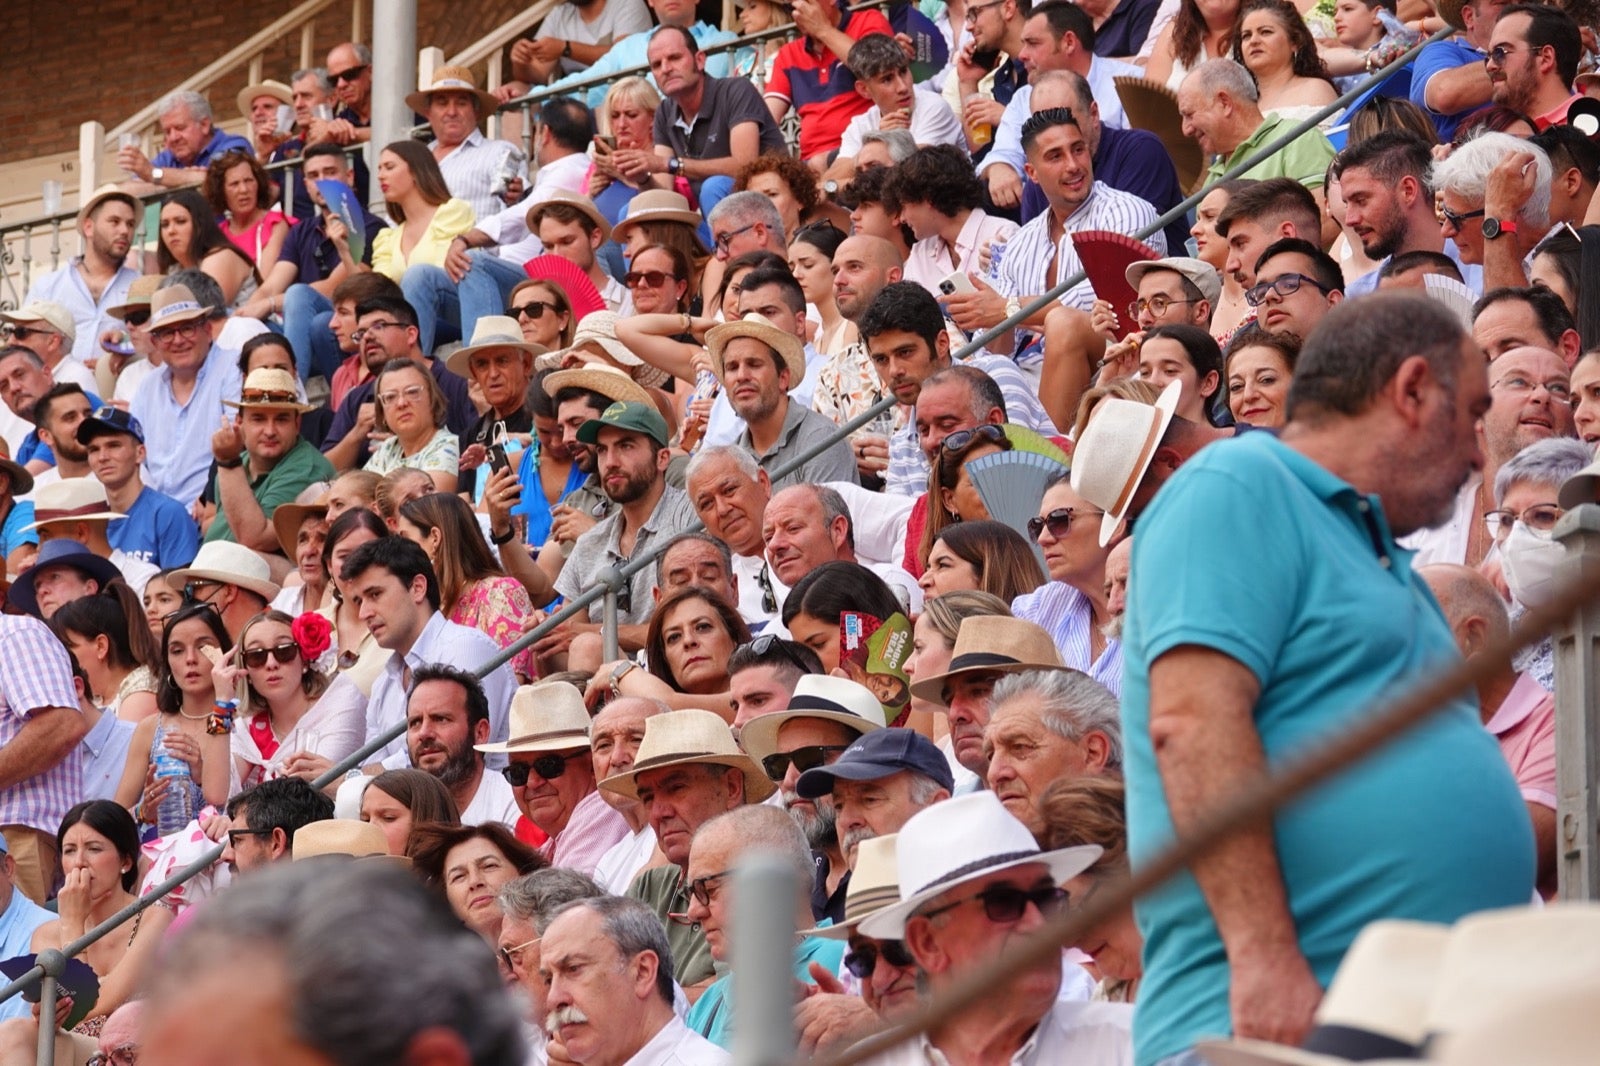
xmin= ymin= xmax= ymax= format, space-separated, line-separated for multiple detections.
xmin=966 ymin=450 xmax=1070 ymax=572
xmin=0 ymin=954 xmax=99 ymax=1029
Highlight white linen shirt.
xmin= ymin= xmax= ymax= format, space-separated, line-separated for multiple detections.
xmin=433 ymin=129 xmax=525 ymax=222
xmin=25 ymin=260 xmax=140 ymax=366
xmin=903 ymin=209 xmax=1020 ymax=295
xmin=625 ymin=1017 xmax=731 ymax=1066
xmin=993 ymin=182 xmax=1164 ymax=314
xmin=838 ymin=88 xmax=966 ymax=158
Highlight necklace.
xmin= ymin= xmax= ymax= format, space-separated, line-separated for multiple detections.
xmin=177 ymin=707 xmax=211 ymax=721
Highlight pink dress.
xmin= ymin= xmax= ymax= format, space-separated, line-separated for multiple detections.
xmin=451 ymin=576 xmax=538 ymax=681
xmin=223 ymin=208 xmax=291 ymax=265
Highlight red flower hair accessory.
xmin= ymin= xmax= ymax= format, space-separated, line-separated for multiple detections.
xmin=291 ymin=612 xmax=333 ymax=662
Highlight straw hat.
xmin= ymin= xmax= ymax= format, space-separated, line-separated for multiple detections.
xmin=526 ymin=189 xmax=612 ymax=244
xmin=706 ymin=313 xmax=807 ymax=387
xmin=167 ymin=541 xmax=282 ymax=602
xmin=237 ymin=79 xmax=293 ymax=119
xmin=599 ymin=709 xmax=776 ymax=802
xmin=22 ymin=478 xmax=123 ymax=533
xmin=549 ymin=310 xmax=670 ymax=389
xmin=77 ymin=184 xmax=140 ymax=229
xmin=543 ymin=364 xmax=655 ymax=410
xmin=0 ymin=439 xmax=34 ymax=497
xmin=1 ymin=300 xmax=76 ymax=345
xmin=908 ymin=615 xmax=1067 ymax=705
xmin=1425 ymin=980 xmax=1600 ymax=1066
xmin=738 ymin=675 xmax=886 ymax=766
xmin=272 ymin=483 xmax=330 ymax=558
xmin=611 ymin=189 xmax=704 ymax=243
xmin=107 ymin=275 xmax=164 ymax=323
xmin=1196 ymin=920 xmax=1451 ymax=1066
xmin=446 ymin=315 xmax=548 ymax=381
xmin=1070 ymin=378 xmax=1182 ymax=548
xmin=224 ymin=367 xmax=316 ymax=413
xmin=146 ymin=284 xmax=211 ymax=329
xmin=804 ymin=834 xmax=901 ymax=938
xmin=405 ymin=65 xmax=499 ymax=117
xmin=475 ymin=681 xmax=592 ymax=755
xmin=292 ymin=819 xmax=405 ymax=863
xmin=9 ymin=540 xmax=122 ymax=617
xmin=857 ymin=792 xmax=1101 ymax=940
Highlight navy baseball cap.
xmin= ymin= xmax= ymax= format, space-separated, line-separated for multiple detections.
xmin=796 ymin=727 xmax=955 ymax=799
xmin=77 ymin=406 xmax=144 ymax=445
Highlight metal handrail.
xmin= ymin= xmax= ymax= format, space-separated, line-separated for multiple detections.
xmin=0 ymin=26 xmax=1448 ymax=1032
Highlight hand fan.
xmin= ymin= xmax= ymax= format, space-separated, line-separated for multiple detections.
xmin=1422 ymin=273 xmax=1476 ymax=330
xmin=966 ymin=450 xmax=1070 ymax=572
xmin=522 ymin=254 xmax=606 ymax=323
xmin=1071 ymin=231 xmax=1161 ymax=340
xmin=1001 ymin=424 xmax=1072 ymax=468
xmin=0 ymin=954 xmax=99 ymax=1029
xmin=1113 ymin=76 xmax=1207 ymax=193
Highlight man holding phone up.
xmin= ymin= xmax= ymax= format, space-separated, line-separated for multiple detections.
xmin=446 ymin=316 xmax=544 ymax=479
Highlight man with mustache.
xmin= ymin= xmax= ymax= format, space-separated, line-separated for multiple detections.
xmin=982 ymin=669 xmax=1121 ymax=831
xmin=404 ymin=664 xmax=520 ymax=829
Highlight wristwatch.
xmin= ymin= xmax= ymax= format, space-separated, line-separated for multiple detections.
xmin=562 ymin=40 xmax=573 ymax=58
xmin=608 ymin=660 xmax=637 ymax=699
xmin=1004 ymin=296 xmax=1022 ymax=320
xmin=667 ymin=156 xmax=683 ymax=175
xmin=150 ymin=166 xmax=165 ymax=184
xmin=1482 ymin=218 xmax=1519 ymax=240
xmin=490 ymin=525 xmax=516 ymax=546
xmin=215 ymin=454 xmax=244 ymax=470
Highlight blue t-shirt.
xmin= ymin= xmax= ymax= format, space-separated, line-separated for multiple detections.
xmin=1409 ymin=38 xmax=1487 ymax=143
xmin=108 ymin=486 xmax=201 ymax=570
xmin=1121 ymin=431 xmax=1533 ymax=1066
xmin=686 ymin=935 xmax=845 ymax=1049
xmin=1 ymin=501 xmax=38 ymax=558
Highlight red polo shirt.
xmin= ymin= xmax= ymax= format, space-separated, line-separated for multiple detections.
xmin=766 ymin=4 xmax=894 ymax=160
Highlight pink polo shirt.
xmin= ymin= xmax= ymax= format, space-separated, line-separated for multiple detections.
xmin=1484 ymin=672 xmax=1556 ymax=810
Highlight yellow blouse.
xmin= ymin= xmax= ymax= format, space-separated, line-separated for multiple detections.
xmin=370 ymin=197 xmax=476 ymax=281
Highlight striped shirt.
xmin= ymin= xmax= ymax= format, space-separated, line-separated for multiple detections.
xmin=1011 ymin=582 xmax=1125 ymax=696
xmin=994 ymin=182 xmax=1164 ymax=315
xmin=432 ymin=130 xmax=524 ymax=223
xmin=0 ymin=616 xmax=84 ymax=833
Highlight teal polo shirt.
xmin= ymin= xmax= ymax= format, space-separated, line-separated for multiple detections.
xmin=1120 ymin=431 xmax=1533 ymax=1066
xmin=205 ymin=437 xmax=336 ymax=545
xmin=686 ymin=934 xmax=845 ymax=1049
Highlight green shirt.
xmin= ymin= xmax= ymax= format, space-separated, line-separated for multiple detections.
xmin=205 ymin=437 xmax=335 ymax=545
xmin=1206 ymin=112 xmax=1336 ymax=189
xmin=626 ymin=865 xmax=716 ymax=989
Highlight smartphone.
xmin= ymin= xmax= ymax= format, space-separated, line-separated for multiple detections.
xmin=938 ymin=271 xmax=977 ymax=296
xmin=488 ymin=442 xmax=512 ymax=476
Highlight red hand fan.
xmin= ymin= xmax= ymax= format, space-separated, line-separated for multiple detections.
xmin=1071 ymin=230 xmax=1162 ymax=340
xmin=522 ymin=254 xmax=607 ymax=324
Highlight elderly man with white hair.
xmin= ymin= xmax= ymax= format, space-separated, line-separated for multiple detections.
xmin=983 ymin=668 xmax=1122 ymax=831
xmin=1431 ymin=132 xmax=1553 ymax=287
xmin=1177 ymin=59 xmax=1335 ymax=190
xmin=116 ymin=90 xmax=253 ymax=191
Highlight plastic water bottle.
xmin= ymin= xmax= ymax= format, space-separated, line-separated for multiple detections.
xmin=152 ymin=745 xmax=188 ymax=780
xmin=152 ymin=734 xmax=196 ymax=833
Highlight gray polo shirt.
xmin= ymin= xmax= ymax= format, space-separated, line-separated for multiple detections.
xmin=739 ymin=399 xmax=861 ymax=490
xmin=555 ymin=484 xmax=699 ymax=624
xmin=654 ymin=75 xmax=787 ymax=192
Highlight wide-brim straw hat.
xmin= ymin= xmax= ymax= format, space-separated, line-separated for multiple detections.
xmin=804 ymin=834 xmax=900 ymax=939
xmin=909 ymin=615 xmax=1067 ymax=705
xmin=1070 ymin=378 xmax=1182 ymax=548
xmin=611 ymin=188 xmax=704 ymax=243
xmin=0 ymin=450 xmax=33 ymax=497
xmin=476 ymin=681 xmax=592 ymax=755
xmin=706 ymin=313 xmax=807 ymax=388
xmin=858 ymin=792 xmax=1101 ymax=940
xmin=292 ymin=819 xmax=409 ymax=865
xmin=272 ymin=484 xmax=330 ymax=558
xmin=224 ymin=366 xmax=316 ymax=413
xmin=549 ymin=310 xmax=670 ymax=390
xmin=446 ymin=315 xmax=548 ymax=381
xmin=22 ymin=477 xmax=122 ymax=533
xmin=107 ymin=275 xmax=163 ymax=322
xmin=526 ymin=189 xmax=612 ymax=244
xmin=168 ymin=541 xmax=281 ymax=602
xmin=599 ymin=709 xmax=776 ymax=802
xmin=738 ymin=675 xmax=886 ymax=766
xmin=237 ymin=79 xmax=293 ymax=119
xmin=543 ymin=364 xmax=655 ymax=410
xmin=405 ymin=65 xmax=499 ymax=118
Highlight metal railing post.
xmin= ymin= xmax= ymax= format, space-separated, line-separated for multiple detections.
xmin=599 ymin=565 xmax=623 ymax=663
xmin=33 ymin=949 xmax=63 ymax=1066
xmin=731 ymin=857 xmax=798 ymax=1066
xmin=1554 ymin=505 xmax=1600 ymax=900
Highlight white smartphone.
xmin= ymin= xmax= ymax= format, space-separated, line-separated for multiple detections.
xmin=938 ymin=271 xmax=977 ymax=297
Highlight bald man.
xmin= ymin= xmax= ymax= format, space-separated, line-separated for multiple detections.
xmin=1421 ymin=563 xmax=1557 ymax=896
xmin=816 ymin=234 xmax=906 ymax=480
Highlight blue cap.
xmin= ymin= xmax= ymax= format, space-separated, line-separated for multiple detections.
xmin=8 ymin=539 xmax=124 ymax=619
xmin=76 ymin=406 xmax=144 ymax=445
xmin=795 ymin=727 xmax=955 ymax=799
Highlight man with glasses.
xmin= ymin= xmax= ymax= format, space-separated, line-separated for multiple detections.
xmin=85 ymin=1002 xmax=141 ymax=1066
xmin=494 ymin=868 xmax=607 ymax=1063
xmin=1246 ymin=239 xmax=1345 ymax=340
xmin=401 ymin=663 xmax=520 ymax=829
xmin=1122 ymin=258 xmax=1218 ymax=333
xmin=79 ymin=406 xmax=198 ymax=569
xmin=19 ymin=186 xmax=140 ymax=368
xmin=219 ymin=775 xmax=335 ymax=875
xmin=305 ymin=42 xmax=374 ymax=148
xmin=165 ymin=541 xmax=281 ymax=639
xmin=129 ymin=285 xmax=244 ymax=507
xmin=0 ymin=301 xmax=99 ymax=394
xmin=705 ymin=191 xmax=787 ymax=264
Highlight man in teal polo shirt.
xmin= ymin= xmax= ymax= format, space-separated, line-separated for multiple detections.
xmin=1178 ymin=59 xmax=1335 ymax=189
xmin=1120 ymin=292 xmax=1534 ymax=1066
xmin=206 ymin=367 xmax=334 ymax=559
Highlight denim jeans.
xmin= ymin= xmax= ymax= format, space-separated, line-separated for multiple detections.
xmin=400 ymin=264 xmax=463 ymax=354
xmin=282 ymin=283 xmax=339 ymax=382
xmin=458 ymin=251 xmax=535 ymax=337
xmin=696 ymin=175 xmax=735 ymax=249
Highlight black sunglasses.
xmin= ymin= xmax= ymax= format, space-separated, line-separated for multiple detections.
xmin=330 ymin=64 xmax=368 ymax=84
xmin=501 ymin=751 xmax=585 ymax=787
xmin=226 ymin=828 xmax=273 ymax=847
xmin=761 ymin=744 xmax=849 ymax=782
xmin=687 ymin=869 xmax=733 ymax=907
xmin=919 ymin=883 xmax=1068 ymax=924
xmin=508 ymin=301 xmax=558 ymax=320
xmin=183 ymin=580 xmax=223 ymax=605
xmin=1027 ymin=506 xmax=1103 ymax=542
xmin=740 ymin=631 xmax=809 ymax=673
xmin=123 ymin=310 xmax=151 ymax=328
xmin=843 ymin=938 xmax=916 ymax=978
xmin=8 ymin=325 xmax=55 ymax=341
xmin=241 ymin=641 xmax=299 ymax=669
xmin=940 ymin=424 xmax=1005 ymax=453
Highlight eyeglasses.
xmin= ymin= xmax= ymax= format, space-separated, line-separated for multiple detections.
xmin=1244 ymin=273 xmax=1336 ymax=308
xmin=1027 ymin=506 xmax=1103 ymax=541
xmin=123 ymin=310 xmax=151 ymax=328
xmin=351 ymin=321 xmax=404 ymax=344
xmin=713 ymin=222 xmax=756 ymax=253
xmin=182 ymin=580 xmax=222 ymax=605
xmin=498 ymin=934 xmax=541 ymax=970
xmin=624 ymin=270 xmax=679 ymax=289
xmin=918 ymin=883 xmax=1068 ymax=924
xmin=687 ymin=869 xmax=734 ymax=906
xmin=760 ymin=744 xmax=850 ymax=782
xmin=330 ymin=64 xmax=369 ymax=84
xmin=226 ymin=828 xmax=273 ymax=848
xmin=1492 ymin=373 xmax=1572 ymax=403
xmin=1438 ymin=204 xmax=1486 ymax=231
xmin=378 ymin=385 xmax=427 ymax=407
xmin=507 ymin=301 xmax=558 ymax=320
xmin=242 ymin=641 xmax=300 ymax=669
xmin=501 ymin=751 xmax=586 ymax=787
xmin=86 ymin=1045 xmax=138 ymax=1066
xmin=964 ymin=0 xmax=1005 ymax=22
xmin=1128 ymin=293 xmax=1196 ymax=319
xmin=1484 ymin=503 xmax=1563 ymax=541
xmin=843 ymin=938 xmax=916 ymax=979
xmin=739 ymin=631 xmax=810 ymax=673
xmin=7 ymin=326 xmax=57 ymax=341
xmin=149 ymin=321 xmax=202 ymax=344
xmin=940 ymin=424 xmax=1006 ymax=453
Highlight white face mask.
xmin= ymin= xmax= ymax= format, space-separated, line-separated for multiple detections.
xmin=1500 ymin=521 xmax=1566 ymax=608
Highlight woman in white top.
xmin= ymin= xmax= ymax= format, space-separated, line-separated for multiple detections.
xmin=1147 ymin=0 xmax=1241 ymax=89
xmin=363 ymin=360 xmax=460 ymax=492
xmin=1232 ymin=0 xmax=1338 ymax=122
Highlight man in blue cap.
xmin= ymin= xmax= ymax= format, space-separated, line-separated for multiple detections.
xmin=78 ymin=405 xmax=199 ymax=569
xmin=8 ymin=539 xmax=122 ymax=621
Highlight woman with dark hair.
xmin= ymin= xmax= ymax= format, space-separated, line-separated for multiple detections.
xmin=156 ymin=187 xmax=259 ymax=309
xmin=1138 ymin=323 xmax=1226 ymax=426
xmin=919 ymin=519 xmax=1047 ymax=603
xmin=411 ymin=822 xmax=547 ymax=945
xmin=1189 ymin=180 xmax=1255 ymax=342
xmin=370 ymin=139 xmax=474 ymax=284
xmin=790 ymin=222 xmax=854 ymax=358
xmin=364 ymin=359 xmax=459 ymax=492
xmin=1233 ymin=0 xmax=1337 ymax=122
xmin=113 ymin=604 xmax=232 ymax=837
xmin=51 ymin=585 xmax=160 ymax=722
xmin=319 ymin=506 xmax=391 ymax=692
xmin=1224 ymin=327 xmax=1300 ymax=428
xmin=781 ymin=561 xmax=903 ymax=673
xmin=360 ymin=768 xmax=462 ymax=857
xmin=625 ymin=243 xmax=694 ymax=316
xmin=396 ymin=492 xmax=537 ymax=681
xmin=204 ymin=148 xmax=290 ymax=270
xmin=918 ymin=424 xmax=1013 ymax=569
xmin=1148 ymin=0 xmax=1243 ymax=89
xmin=509 ymin=277 xmax=574 ymax=351
xmin=594 ymin=585 xmax=751 ymax=713
xmin=612 ymin=199 xmax=711 ymax=307
xmin=1451 ymin=105 xmax=1536 ymax=145
xmin=141 ymin=571 xmax=185 ymax=641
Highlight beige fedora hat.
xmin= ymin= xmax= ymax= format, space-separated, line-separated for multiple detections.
xmin=446 ymin=315 xmax=548 ymax=381
xmin=292 ymin=819 xmax=406 ymax=863
xmin=475 ymin=681 xmax=592 ymax=755
xmin=1426 ymin=979 xmax=1600 ymax=1066
xmin=1197 ymin=920 xmax=1450 ymax=1066
xmin=405 ymin=65 xmax=499 ymax=117
xmin=146 ymin=284 xmax=212 ymax=329
xmin=611 ymin=189 xmax=705 ymax=243
xmin=738 ymin=675 xmax=887 ymax=768
xmin=526 ymin=189 xmax=612 ymax=244
xmin=1 ymin=300 xmax=76 ymax=345
xmin=107 ymin=275 xmax=164 ymax=322
xmin=224 ymin=366 xmax=316 ymax=413
xmin=908 ymin=615 xmax=1067 ymax=705
xmin=549 ymin=310 xmax=670 ymax=390
xmin=237 ymin=79 xmax=293 ymax=119
xmin=804 ymin=834 xmax=901 ymax=939
xmin=599 ymin=709 xmax=776 ymax=803
xmin=1070 ymin=377 xmax=1182 ymax=548
xmin=22 ymin=478 xmax=123 ymax=533
xmin=543 ymin=364 xmax=655 ymax=409
xmin=706 ymin=312 xmax=807 ymax=387
xmin=76 ymin=184 xmax=140 ymax=229
xmin=272 ymin=483 xmax=330 ymax=558
xmin=168 ymin=541 xmax=281 ymax=602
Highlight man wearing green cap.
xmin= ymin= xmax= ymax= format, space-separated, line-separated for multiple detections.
xmin=542 ymin=401 xmax=697 ymax=665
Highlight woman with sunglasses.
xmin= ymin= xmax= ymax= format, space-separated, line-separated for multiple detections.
xmin=113 ymin=604 xmax=233 ymax=838
xmin=52 ymin=586 xmax=162 ymax=723
xmin=411 ymin=822 xmax=547 ymax=947
xmin=364 ymin=360 xmax=459 ymax=492
xmin=1012 ymin=474 xmax=1122 ymax=694
xmin=359 ymin=768 xmax=462 ymax=858
xmin=156 ymin=187 xmax=260 ymax=310
xmin=790 ymin=222 xmax=854 ymax=359
xmin=903 ymin=590 xmax=1010 ymax=783
xmin=508 ymin=278 xmax=574 ymax=351
xmin=317 ymin=507 xmax=392 ymax=693
xmin=396 ymin=492 xmax=538 ymax=682
xmin=625 ymin=244 xmax=694 ymax=317
xmin=594 ymin=585 xmax=754 ymax=716
xmin=916 ymin=424 xmax=1013 ymax=571
xmin=918 ymin=519 xmax=1046 ymax=603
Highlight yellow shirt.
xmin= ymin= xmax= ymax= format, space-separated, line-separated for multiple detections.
xmin=370 ymin=197 xmax=476 ymax=281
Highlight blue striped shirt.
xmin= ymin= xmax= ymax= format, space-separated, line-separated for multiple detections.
xmin=994 ymin=182 xmax=1164 ymax=315
xmin=1011 ymin=581 xmax=1124 ymax=695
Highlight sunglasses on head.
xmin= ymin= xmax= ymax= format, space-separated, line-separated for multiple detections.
xmin=330 ymin=64 xmax=368 ymax=84
xmin=501 ymin=751 xmax=584 ymax=786
xmin=760 ymin=743 xmax=849 ymax=782
xmin=940 ymin=424 xmax=1005 ymax=453
xmin=1027 ymin=506 xmax=1102 ymax=541
xmin=242 ymin=641 xmax=300 ymax=669
xmin=740 ymin=631 xmax=809 ymax=672
xmin=919 ymin=883 xmax=1068 ymax=924
xmin=624 ymin=269 xmax=678 ymax=289
xmin=508 ymin=301 xmax=558 ymax=320
xmin=843 ymin=938 xmax=916 ymax=978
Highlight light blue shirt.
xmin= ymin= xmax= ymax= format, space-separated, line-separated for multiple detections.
xmin=80 ymin=709 xmax=136 ymax=802
xmin=129 ymin=345 xmax=243 ymax=506
xmin=549 ymin=21 xmax=737 ymax=109
xmin=25 ymin=260 xmax=141 ymax=366
xmin=1121 ymin=431 xmax=1535 ymax=1066
xmin=0 ymin=889 xmax=52 ymax=1022
xmin=978 ymin=55 xmax=1139 ymax=179
xmin=368 ymin=611 xmax=516 ymax=769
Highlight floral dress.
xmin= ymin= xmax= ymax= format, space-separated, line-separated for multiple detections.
xmin=365 ymin=428 xmax=459 ymax=480
xmin=452 ymin=576 xmax=538 ymax=681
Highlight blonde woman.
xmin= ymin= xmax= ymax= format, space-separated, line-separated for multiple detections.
xmin=588 ymin=77 xmax=669 ymax=225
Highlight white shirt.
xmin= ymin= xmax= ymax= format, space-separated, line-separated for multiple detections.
xmin=994 ymin=182 xmax=1163 ymax=314
xmin=51 ymin=356 xmax=97 ymax=392
xmin=625 ymin=1016 xmax=731 ymax=1066
xmin=113 ymin=359 xmax=157 ymax=407
xmin=593 ymin=823 xmax=658 ymax=894
xmin=903 ymin=209 xmax=1020 ymax=295
xmin=460 ymin=767 xmax=523 ymax=829
xmin=25 ymin=260 xmax=141 ymax=365
xmin=365 ymin=611 xmax=517 ymax=766
xmin=434 ymin=129 xmax=525 ymax=222
xmin=855 ymin=998 xmax=1132 ymax=1066
xmin=110 ymin=548 xmax=158 ymax=598
xmin=1399 ymin=474 xmax=1478 ymax=567
xmin=732 ymin=552 xmax=786 ymax=631
xmin=536 ymin=0 xmax=655 ymax=75
xmin=838 ymin=89 xmax=965 ymax=159
xmin=484 ymin=151 xmax=593 ymax=264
